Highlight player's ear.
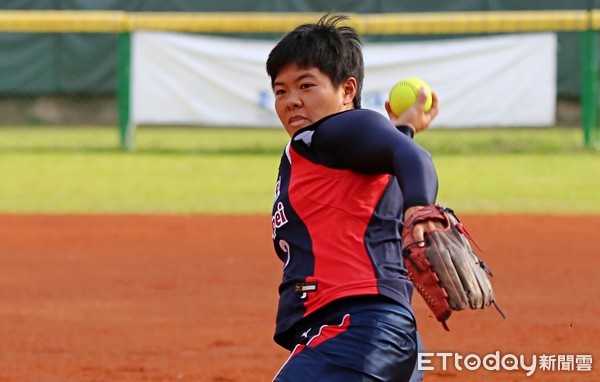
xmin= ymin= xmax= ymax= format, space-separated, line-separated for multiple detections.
xmin=341 ymin=77 xmax=357 ymax=107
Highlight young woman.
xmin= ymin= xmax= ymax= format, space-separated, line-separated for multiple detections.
xmin=267 ymin=14 xmax=441 ymax=381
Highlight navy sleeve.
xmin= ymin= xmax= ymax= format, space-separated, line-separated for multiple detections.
xmin=395 ymin=124 xmax=415 ymax=139
xmin=311 ymin=109 xmax=438 ymax=209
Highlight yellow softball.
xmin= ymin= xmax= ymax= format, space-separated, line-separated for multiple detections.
xmin=389 ymin=77 xmax=433 ymax=116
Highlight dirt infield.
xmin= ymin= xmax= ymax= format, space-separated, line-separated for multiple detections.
xmin=0 ymin=214 xmax=598 ymax=382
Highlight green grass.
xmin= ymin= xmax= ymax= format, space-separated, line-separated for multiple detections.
xmin=433 ymin=153 xmax=600 ymax=214
xmin=0 ymin=125 xmax=598 ymax=214
xmin=1 ymin=125 xmax=591 ymax=155
xmin=415 ymin=126 xmax=589 ymax=154
xmin=0 ymin=126 xmax=290 ymax=154
xmin=0 ymin=152 xmax=279 ymax=213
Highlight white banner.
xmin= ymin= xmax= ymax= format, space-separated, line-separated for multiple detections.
xmin=132 ymin=31 xmax=556 ymax=128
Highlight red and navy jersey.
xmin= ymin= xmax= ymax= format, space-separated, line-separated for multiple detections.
xmin=271 ymin=108 xmax=438 ymax=350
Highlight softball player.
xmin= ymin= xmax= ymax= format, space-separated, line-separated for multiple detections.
xmin=267 ymin=14 xmax=440 ymax=381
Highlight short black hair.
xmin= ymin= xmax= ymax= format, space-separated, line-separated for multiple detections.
xmin=266 ymin=13 xmax=364 ymax=109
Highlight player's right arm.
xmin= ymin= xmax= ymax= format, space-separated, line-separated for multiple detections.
xmin=312 ymin=109 xmax=438 ymax=211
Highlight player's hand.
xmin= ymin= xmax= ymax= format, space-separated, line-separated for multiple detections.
xmin=385 ymin=88 xmax=439 ymax=134
xmin=404 ymin=205 xmax=444 ymax=247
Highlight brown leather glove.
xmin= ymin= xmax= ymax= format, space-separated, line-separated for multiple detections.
xmin=402 ymin=205 xmax=505 ymax=330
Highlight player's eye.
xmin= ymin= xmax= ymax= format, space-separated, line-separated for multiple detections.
xmin=274 ymin=88 xmax=286 ymax=96
xmin=300 ymin=83 xmax=314 ymax=90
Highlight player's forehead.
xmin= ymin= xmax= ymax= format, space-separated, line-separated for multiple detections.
xmin=272 ymin=63 xmax=332 ymax=88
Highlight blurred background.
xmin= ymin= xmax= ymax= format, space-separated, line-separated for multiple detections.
xmin=0 ymin=1 xmax=599 ymax=215
xmin=1 ymin=5 xmax=598 ymax=382
xmin=1 ymin=1 xmax=599 ymax=150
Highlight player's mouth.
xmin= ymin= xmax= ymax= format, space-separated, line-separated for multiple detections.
xmin=288 ymin=116 xmax=308 ymax=128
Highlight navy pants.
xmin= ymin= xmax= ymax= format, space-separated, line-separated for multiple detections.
xmin=273 ymin=298 xmax=423 ymax=382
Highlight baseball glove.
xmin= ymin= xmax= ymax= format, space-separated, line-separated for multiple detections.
xmin=402 ymin=205 xmax=505 ymax=330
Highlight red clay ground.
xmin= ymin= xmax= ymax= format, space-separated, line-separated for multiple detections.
xmin=0 ymin=214 xmax=598 ymax=382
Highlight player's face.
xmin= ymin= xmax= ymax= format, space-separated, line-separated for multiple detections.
xmin=272 ymin=63 xmax=357 ymax=136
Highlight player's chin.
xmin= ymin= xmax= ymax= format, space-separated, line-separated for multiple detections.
xmin=283 ymin=124 xmax=299 ymax=137
xmin=285 ymin=122 xmax=309 ymax=136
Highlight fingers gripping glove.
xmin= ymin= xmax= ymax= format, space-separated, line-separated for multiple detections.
xmin=402 ymin=205 xmax=505 ymax=330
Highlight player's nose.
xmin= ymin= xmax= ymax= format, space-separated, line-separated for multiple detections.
xmin=285 ymin=91 xmax=302 ymax=109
